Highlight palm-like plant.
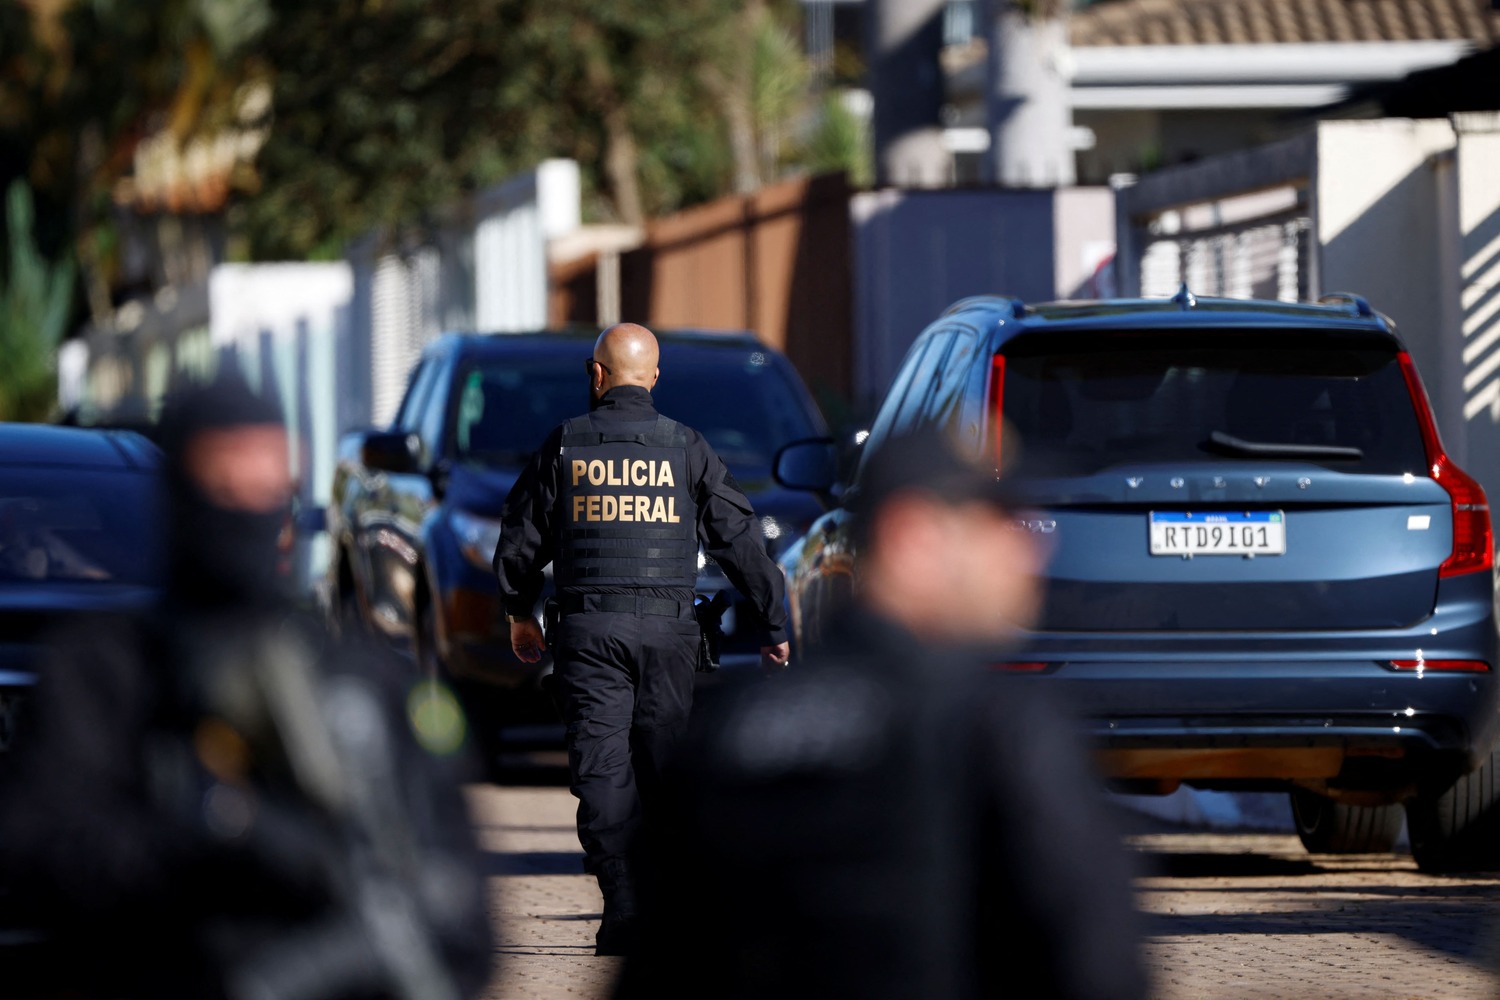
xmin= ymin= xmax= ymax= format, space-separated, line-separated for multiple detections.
xmin=0 ymin=181 xmax=75 ymax=421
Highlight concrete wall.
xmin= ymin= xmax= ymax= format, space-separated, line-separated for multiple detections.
xmin=1316 ymin=119 xmax=1490 ymax=486
xmin=1452 ymin=115 xmax=1500 ymax=508
xmin=1054 ymin=186 xmax=1118 ymax=299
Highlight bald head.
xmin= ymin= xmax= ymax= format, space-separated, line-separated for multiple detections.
xmin=591 ymin=323 xmax=661 ymax=396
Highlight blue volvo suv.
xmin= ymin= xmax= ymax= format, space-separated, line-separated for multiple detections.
xmin=776 ymin=290 xmax=1500 ymax=872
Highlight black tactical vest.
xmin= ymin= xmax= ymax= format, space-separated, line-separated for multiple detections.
xmin=555 ymin=413 xmax=698 ymax=590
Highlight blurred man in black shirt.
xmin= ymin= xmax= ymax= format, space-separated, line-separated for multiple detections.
xmin=617 ymin=427 xmax=1148 ymax=1000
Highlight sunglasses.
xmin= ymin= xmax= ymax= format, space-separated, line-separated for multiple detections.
xmin=585 ymin=357 xmax=613 ymax=376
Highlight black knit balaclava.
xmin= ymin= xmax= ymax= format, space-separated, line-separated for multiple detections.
xmin=156 ymin=370 xmax=290 ymax=611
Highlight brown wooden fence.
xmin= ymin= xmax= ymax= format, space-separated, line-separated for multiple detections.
xmin=550 ymin=172 xmax=853 ymax=415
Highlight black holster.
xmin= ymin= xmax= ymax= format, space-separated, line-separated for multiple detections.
xmin=542 ymin=597 xmax=560 ymax=651
xmin=693 ymin=592 xmax=732 ymax=673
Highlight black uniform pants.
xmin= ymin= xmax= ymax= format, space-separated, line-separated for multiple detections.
xmin=553 ymin=604 xmax=699 ymax=874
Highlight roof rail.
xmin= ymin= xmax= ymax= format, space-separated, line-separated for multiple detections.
xmin=943 ymin=294 xmax=1027 ymax=319
xmin=1172 ymin=283 xmax=1196 ymax=310
xmin=1317 ymin=292 xmax=1375 ymax=318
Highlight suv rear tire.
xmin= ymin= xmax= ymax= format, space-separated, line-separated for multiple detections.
xmin=1406 ymin=746 xmax=1500 ymax=872
xmin=1290 ymin=789 xmax=1403 ymax=854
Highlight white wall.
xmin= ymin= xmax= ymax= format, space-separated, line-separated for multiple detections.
xmin=210 ymin=262 xmax=354 ymax=592
xmin=473 ymin=158 xmax=580 ymax=331
xmin=1317 ymin=116 xmax=1500 ymax=509
xmin=1317 ymin=119 xmax=1454 ymax=246
xmin=1053 ymin=186 xmax=1116 ymax=299
xmin=1454 ymin=116 xmax=1500 ymax=426
xmin=1317 ymin=120 xmax=1456 ymax=436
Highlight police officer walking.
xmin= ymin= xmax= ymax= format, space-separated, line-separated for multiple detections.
xmin=495 ymin=322 xmax=791 ymax=955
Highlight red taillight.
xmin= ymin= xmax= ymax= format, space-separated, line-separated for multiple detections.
xmin=1435 ymin=456 xmax=1492 ymax=577
xmin=1389 ymin=659 xmax=1490 ymax=672
xmin=1398 ymin=352 xmax=1493 ymax=578
xmin=992 ymin=661 xmax=1049 ymax=673
xmin=987 ymin=354 xmax=1006 ymax=470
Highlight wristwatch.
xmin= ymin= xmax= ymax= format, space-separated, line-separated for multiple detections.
xmin=505 ymin=613 xmax=532 ymax=624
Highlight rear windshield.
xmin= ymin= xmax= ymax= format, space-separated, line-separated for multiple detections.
xmin=1000 ymin=330 xmax=1427 ymax=476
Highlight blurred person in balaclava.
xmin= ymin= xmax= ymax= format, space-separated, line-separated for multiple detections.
xmin=616 ymin=426 xmax=1148 ymax=1000
xmin=0 ymin=368 xmax=494 ymax=999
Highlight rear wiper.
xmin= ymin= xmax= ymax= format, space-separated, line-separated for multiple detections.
xmin=1205 ymin=430 xmax=1364 ymax=460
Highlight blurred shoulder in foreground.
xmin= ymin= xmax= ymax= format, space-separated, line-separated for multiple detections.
xmin=617 ymin=427 xmax=1148 ymax=1000
xmin=0 ymin=369 xmax=495 ymax=999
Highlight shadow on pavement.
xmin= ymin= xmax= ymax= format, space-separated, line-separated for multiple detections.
xmin=486 ymin=763 xmax=573 ymax=787
xmin=1134 ymin=835 xmax=1500 ymax=968
xmin=1140 ymin=851 xmax=1322 ymax=879
xmin=1146 ymin=898 xmax=1500 ymax=967
xmin=483 ymin=849 xmax=585 ymax=876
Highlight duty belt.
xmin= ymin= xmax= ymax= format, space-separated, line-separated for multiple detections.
xmin=559 ymin=593 xmax=692 ymax=619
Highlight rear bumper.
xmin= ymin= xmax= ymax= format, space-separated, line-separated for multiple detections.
xmin=1054 ymin=661 xmax=1498 ymax=792
xmin=1089 ymin=709 xmax=1475 ymax=798
xmin=1019 ymin=583 xmax=1500 ymax=793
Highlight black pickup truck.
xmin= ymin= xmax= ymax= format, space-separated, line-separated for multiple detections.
xmin=324 ymin=329 xmax=827 ymax=773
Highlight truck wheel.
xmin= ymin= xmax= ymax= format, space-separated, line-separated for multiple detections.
xmin=1290 ymin=789 xmax=1402 ymax=854
xmin=1406 ymin=746 xmax=1500 ymax=873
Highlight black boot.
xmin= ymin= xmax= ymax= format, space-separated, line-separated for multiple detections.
xmin=594 ymin=857 xmax=639 ymax=957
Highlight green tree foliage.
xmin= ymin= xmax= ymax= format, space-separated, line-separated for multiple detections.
xmin=803 ymin=90 xmax=873 ymax=188
xmin=242 ymin=0 xmax=761 ymax=258
xmin=750 ymin=10 xmax=810 ymax=181
xmin=0 ymin=181 xmax=75 ymax=421
xmin=5 ymin=0 xmax=826 ymax=277
xmin=1 ymin=0 xmax=269 ymax=321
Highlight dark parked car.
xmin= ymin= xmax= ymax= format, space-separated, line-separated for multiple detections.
xmin=776 ymin=290 xmax=1500 ymax=872
xmin=325 ymin=329 xmax=828 ymax=770
xmin=0 ymin=424 xmax=162 ymax=712
xmin=0 ymin=424 xmax=161 ymax=956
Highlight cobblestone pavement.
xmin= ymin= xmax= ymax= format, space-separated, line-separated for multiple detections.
xmin=1135 ymin=829 xmax=1500 ymax=1000
xmin=470 ymin=781 xmax=621 ymax=1000
xmin=472 ymin=782 xmax=1500 ymax=1000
